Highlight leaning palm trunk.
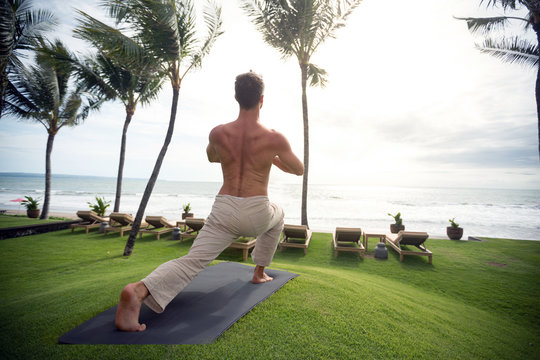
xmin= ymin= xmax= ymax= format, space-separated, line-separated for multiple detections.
xmin=536 ymin=56 xmax=540 ymax=160
xmin=123 ymin=88 xmax=179 ymax=256
xmin=300 ymin=63 xmax=309 ymax=227
xmin=113 ymin=109 xmax=133 ymax=213
xmin=40 ymin=132 xmax=55 ymax=219
xmin=535 ymin=23 xmax=540 ymax=160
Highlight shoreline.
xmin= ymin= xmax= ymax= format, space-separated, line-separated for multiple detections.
xmin=2 ymin=210 xmax=538 ymax=242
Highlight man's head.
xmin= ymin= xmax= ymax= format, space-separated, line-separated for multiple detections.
xmin=235 ymin=71 xmax=264 ymax=110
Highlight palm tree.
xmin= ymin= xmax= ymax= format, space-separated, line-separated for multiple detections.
xmin=0 ymin=0 xmax=56 ymax=118
xmin=97 ymin=0 xmax=223 ymax=256
xmin=242 ymin=0 xmax=363 ymax=227
xmin=456 ymin=0 xmax=540 ymax=158
xmin=4 ymin=40 xmax=102 ymax=219
xmin=74 ymin=11 xmax=164 ymax=213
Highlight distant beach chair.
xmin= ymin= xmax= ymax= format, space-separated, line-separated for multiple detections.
xmin=278 ymin=224 xmax=312 ymax=255
xmin=332 ymin=227 xmax=365 ymax=259
xmin=385 ymin=231 xmax=432 ymax=264
xmin=138 ymin=216 xmax=177 ymax=240
xmin=71 ymin=210 xmax=109 ymax=234
xmin=180 ymin=217 xmax=206 ymax=242
xmin=227 ymin=236 xmax=257 ymax=262
xmin=104 ymin=212 xmax=147 ymax=237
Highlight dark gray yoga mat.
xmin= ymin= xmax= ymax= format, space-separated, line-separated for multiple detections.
xmin=58 ymin=262 xmax=298 ymax=344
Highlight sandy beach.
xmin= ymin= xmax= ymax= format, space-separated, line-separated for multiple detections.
xmin=3 ymin=210 xmax=79 ymax=220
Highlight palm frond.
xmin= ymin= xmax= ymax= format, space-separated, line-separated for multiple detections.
xmin=74 ymin=10 xmax=146 ymax=64
xmin=480 ymin=0 xmax=520 ymax=11
xmin=3 ymin=76 xmax=37 ymax=118
xmin=59 ymin=92 xmax=83 ymax=127
xmin=6 ymin=36 xmax=101 ymax=129
xmin=242 ymin=0 xmax=298 ymax=59
xmin=243 ymin=0 xmax=361 ymax=74
xmin=307 ymin=62 xmax=327 ymax=87
xmin=455 ymin=16 xmax=513 ymax=35
xmin=477 ymin=36 xmax=539 ymax=67
xmin=184 ymin=0 xmax=224 ymax=76
xmin=13 ymin=8 xmax=57 ymax=51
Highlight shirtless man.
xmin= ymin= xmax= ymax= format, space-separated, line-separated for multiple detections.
xmin=115 ymin=71 xmax=304 ymax=332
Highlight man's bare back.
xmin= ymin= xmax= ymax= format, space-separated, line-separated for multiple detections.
xmin=207 ymin=98 xmax=303 ymax=197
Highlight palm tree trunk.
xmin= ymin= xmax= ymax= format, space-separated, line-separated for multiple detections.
xmin=300 ymin=63 xmax=309 ymax=228
xmin=123 ymin=88 xmax=179 ymax=256
xmin=40 ymin=132 xmax=55 ymax=219
xmin=113 ymin=110 xmax=133 ymax=213
xmin=535 ymin=56 xmax=540 ymax=159
xmin=534 ymin=19 xmax=540 ymax=160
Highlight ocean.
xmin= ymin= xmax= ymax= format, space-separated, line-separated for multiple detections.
xmin=1 ymin=172 xmax=539 ymax=240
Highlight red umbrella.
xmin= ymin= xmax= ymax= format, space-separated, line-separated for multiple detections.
xmin=10 ymin=198 xmax=24 ymax=213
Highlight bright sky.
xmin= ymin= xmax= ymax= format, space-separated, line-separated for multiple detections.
xmin=1 ymin=0 xmax=539 ymax=189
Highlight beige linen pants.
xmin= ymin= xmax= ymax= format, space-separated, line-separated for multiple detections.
xmin=141 ymin=195 xmax=284 ymax=313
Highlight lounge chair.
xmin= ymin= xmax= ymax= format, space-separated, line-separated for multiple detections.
xmin=104 ymin=212 xmax=147 ymax=236
xmin=278 ymin=224 xmax=312 ymax=255
xmin=385 ymin=231 xmax=432 ymax=264
xmin=333 ymin=227 xmax=365 ymax=259
xmin=138 ymin=216 xmax=176 ymax=240
xmin=180 ymin=217 xmax=206 ymax=242
xmin=71 ymin=210 xmax=109 ymax=234
xmin=227 ymin=236 xmax=257 ymax=261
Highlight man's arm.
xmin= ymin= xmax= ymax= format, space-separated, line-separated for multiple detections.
xmin=273 ymin=132 xmax=304 ymax=176
xmin=206 ymin=127 xmax=220 ymax=163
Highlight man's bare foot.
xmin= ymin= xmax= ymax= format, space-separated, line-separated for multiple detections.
xmin=115 ymin=281 xmax=149 ymax=332
xmin=252 ymin=265 xmax=274 ymax=284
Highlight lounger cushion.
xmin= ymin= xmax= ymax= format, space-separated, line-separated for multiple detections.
xmin=335 ymin=227 xmax=362 ymax=243
xmin=283 ymin=224 xmax=309 ymax=239
xmin=395 ymin=231 xmax=429 ymax=246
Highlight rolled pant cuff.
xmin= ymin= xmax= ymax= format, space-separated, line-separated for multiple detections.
xmin=141 ymin=280 xmax=165 ymax=313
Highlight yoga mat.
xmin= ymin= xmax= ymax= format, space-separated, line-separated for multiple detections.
xmin=58 ymin=262 xmax=298 ymax=344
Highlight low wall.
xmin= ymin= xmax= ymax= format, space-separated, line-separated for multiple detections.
xmin=0 ymin=220 xmax=82 ymax=240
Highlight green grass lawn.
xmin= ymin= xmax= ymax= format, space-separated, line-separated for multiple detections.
xmin=0 ymin=214 xmax=67 ymax=228
xmin=0 ymin=226 xmax=538 ymax=359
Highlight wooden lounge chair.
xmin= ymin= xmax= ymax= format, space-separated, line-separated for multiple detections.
xmin=227 ymin=236 xmax=256 ymax=261
xmin=104 ymin=212 xmax=147 ymax=236
xmin=385 ymin=231 xmax=432 ymax=264
xmin=71 ymin=210 xmax=109 ymax=234
xmin=333 ymin=227 xmax=365 ymax=259
xmin=278 ymin=224 xmax=312 ymax=255
xmin=138 ymin=216 xmax=176 ymax=240
xmin=180 ymin=217 xmax=206 ymax=242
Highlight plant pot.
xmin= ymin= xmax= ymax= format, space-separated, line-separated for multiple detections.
xmin=182 ymin=212 xmax=193 ymax=220
xmin=447 ymin=226 xmax=463 ymax=240
xmin=390 ymin=224 xmax=405 ymax=234
xmin=27 ymin=209 xmax=40 ymax=218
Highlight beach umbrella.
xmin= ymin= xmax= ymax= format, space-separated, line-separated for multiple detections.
xmin=10 ymin=198 xmax=24 ymax=213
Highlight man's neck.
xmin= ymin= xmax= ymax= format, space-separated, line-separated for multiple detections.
xmin=237 ymin=106 xmax=260 ymax=124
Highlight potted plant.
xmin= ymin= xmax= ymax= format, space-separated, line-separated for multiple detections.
xmin=182 ymin=203 xmax=193 ymax=219
xmin=447 ymin=217 xmax=463 ymax=240
xmin=22 ymin=196 xmax=40 ymax=218
xmin=388 ymin=212 xmax=405 ymax=233
xmin=87 ymin=196 xmax=111 ymax=217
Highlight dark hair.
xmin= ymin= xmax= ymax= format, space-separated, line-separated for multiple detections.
xmin=235 ymin=71 xmax=264 ymax=109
